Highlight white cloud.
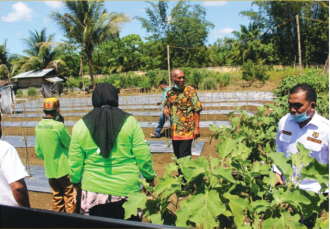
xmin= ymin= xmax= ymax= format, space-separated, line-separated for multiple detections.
xmin=212 ymin=27 xmax=234 ymax=39
xmin=43 ymin=16 xmax=51 ymax=23
xmin=16 ymin=33 xmax=22 ymax=37
xmin=44 ymin=1 xmax=64 ymax=8
xmin=202 ymin=1 xmax=228 ymax=6
xmin=1 ymin=2 xmax=33 ymax=22
xmin=214 ymin=35 xmax=224 ymax=39
xmin=216 ymin=27 xmax=234 ymax=34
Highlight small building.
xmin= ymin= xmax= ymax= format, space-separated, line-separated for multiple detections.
xmin=0 ymin=80 xmax=15 ymax=114
xmin=11 ymin=69 xmax=65 ymax=89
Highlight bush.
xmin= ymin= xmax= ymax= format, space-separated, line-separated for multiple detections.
xmin=199 ymin=77 xmax=217 ymax=90
xmin=241 ymin=59 xmax=270 ymax=83
xmin=27 ymin=87 xmax=37 ymax=97
xmin=16 ymin=89 xmax=23 ymax=98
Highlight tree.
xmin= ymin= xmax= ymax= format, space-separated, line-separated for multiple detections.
xmin=93 ymin=34 xmax=145 ymax=73
xmin=14 ymin=28 xmax=59 ymax=72
xmin=240 ymin=1 xmax=329 ymax=65
xmin=50 ymin=0 xmax=130 ymax=88
xmin=0 ymin=40 xmax=11 ymax=80
xmin=136 ymin=1 xmax=214 ymax=69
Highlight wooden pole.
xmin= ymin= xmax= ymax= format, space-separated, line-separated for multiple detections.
xmin=294 ymin=55 xmax=296 ymax=69
xmin=323 ymin=55 xmax=329 ymax=75
xmin=167 ymin=45 xmax=171 ymax=87
xmin=296 ymin=15 xmax=302 ymax=76
xmin=80 ymin=58 xmax=85 ymax=92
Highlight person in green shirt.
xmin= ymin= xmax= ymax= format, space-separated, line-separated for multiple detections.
xmin=69 ymin=83 xmax=155 ymax=221
xmin=35 ymin=98 xmax=76 ymax=213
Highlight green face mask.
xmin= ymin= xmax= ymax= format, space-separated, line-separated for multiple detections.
xmin=173 ymin=84 xmax=183 ymax=89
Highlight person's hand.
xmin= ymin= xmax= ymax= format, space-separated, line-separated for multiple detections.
xmin=274 ymin=173 xmax=284 ymax=187
xmin=163 ymin=107 xmax=170 ymax=117
xmin=193 ymin=127 xmax=200 ymax=139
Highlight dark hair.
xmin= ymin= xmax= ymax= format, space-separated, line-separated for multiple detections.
xmin=44 ymin=109 xmax=57 ymax=115
xmin=159 ymin=79 xmax=167 ymax=85
xmin=290 ymin=83 xmax=317 ymax=103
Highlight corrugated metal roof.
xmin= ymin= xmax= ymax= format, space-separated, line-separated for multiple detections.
xmin=45 ymin=77 xmax=64 ymax=82
xmin=12 ymin=69 xmax=55 ymax=79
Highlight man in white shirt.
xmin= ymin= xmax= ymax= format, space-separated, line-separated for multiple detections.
xmin=0 ymin=111 xmax=31 ymax=207
xmin=273 ymin=83 xmax=329 ymax=193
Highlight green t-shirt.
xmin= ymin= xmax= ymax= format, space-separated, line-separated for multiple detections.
xmin=35 ymin=118 xmax=71 ymax=179
xmin=69 ymin=116 xmax=155 ymax=196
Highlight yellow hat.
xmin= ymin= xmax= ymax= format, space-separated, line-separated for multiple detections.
xmin=43 ymin=98 xmax=60 ymax=111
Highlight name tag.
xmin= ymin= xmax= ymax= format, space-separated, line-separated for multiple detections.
xmin=281 ymin=130 xmax=292 ymax=136
xmin=307 ymin=137 xmax=322 ymax=144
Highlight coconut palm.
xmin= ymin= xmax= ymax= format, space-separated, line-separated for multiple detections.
xmin=50 ymin=0 xmax=130 ymax=88
xmin=17 ymin=28 xmax=59 ymax=71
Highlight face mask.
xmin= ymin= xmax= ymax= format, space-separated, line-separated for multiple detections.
xmin=173 ymin=84 xmax=184 ymax=90
xmin=290 ymin=104 xmax=311 ymax=123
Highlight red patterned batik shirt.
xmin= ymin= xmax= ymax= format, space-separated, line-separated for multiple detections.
xmin=164 ymin=86 xmax=202 ymax=140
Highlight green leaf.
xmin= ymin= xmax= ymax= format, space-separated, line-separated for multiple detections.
xmin=212 ymin=166 xmax=236 ymax=183
xmin=186 ymin=190 xmax=226 ymax=228
xmin=148 ymin=213 xmax=163 ymax=225
xmin=165 ymin=162 xmax=179 ymax=175
xmin=137 ymin=178 xmax=154 ymax=192
xmin=299 ymin=190 xmax=323 ymax=219
xmin=300 ymin=158 xmax=329 ymax=186
xmin=268 ymin=152 xmax=294 ymax=178
xmin=262 ymin=212 xmax=306 ymax=229
xmin=176 ymin=206 xmax=190 ymax=227
xmin=231 ymin=116 xmax=241 ymax=128
xmin=261 ymin=116 xmax=271 ymax=125
xmin=228 ymin=197 xmax=249 ymax=227
xmin=123 ymin=192 xmax=146 ymax=219
xmin=154 ymin=173 xmax=179 ymax=195
xmin=217 ymin=137 xmax=238 ymax=159
xmin=210 ymin=156 xmax=220 ymax=169
xmin=227 ymin=111 xmax=235 ymax=118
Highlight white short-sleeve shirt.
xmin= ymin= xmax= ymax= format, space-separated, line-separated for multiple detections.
xmin=0 ymin=140 xmax=29 ymax=206
xmin=272 ymin=112 xmax=329 ymax=193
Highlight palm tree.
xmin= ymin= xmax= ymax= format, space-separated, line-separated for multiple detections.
xmin=230 ymin=23 xmax=262 ymax=64
xmin=50 ymin=0 xmax=130 ymax=88
xmin=22 ymin=28 xmax=59 ymax=70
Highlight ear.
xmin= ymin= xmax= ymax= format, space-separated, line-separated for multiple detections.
xmin=310 ymin=101 xmax=316 ymax=110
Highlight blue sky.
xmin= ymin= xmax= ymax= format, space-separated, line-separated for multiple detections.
xmin=0 ymin=1 xmax=257 ymax=56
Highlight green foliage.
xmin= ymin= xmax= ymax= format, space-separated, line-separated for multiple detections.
xmin=135 ymin=1 xmax=214 ymax=69
xmin=273 ymin=70 xmax=329 ymax=118
xmin=199 ymin=77 xmax=217 ymax=90
xmin=240 ymin=1 xmax=329 ymax=65
xmin=241 ymin=59 xmax=270 ymax=83
xmin=16 ymin=89 xmax=23 ymax=98
xmin=123 ymin=140 xmax=328 ymax=228
xmin=27 ymin=87 xmax=37 ymax=97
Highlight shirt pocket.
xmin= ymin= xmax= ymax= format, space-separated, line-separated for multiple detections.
xmin=302 ymin=140 xmax=322 ymax=153
xmin=279 ymin=133 xmax=292 ymax=143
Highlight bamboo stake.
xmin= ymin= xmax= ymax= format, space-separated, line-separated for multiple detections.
xmin=296 ymin=15 xmax=302 ymax=76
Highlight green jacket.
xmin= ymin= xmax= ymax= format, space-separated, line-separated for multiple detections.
xmin=35 ymin=118 xmax=71 ymax=179
xmin=69 ymin=116 xmax=155 ymax=196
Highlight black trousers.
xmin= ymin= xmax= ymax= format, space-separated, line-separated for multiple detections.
xmin=172 ymin=139 xmax=193 ymax=159
xmin=89 ymin=199 xmax=141 ymax=221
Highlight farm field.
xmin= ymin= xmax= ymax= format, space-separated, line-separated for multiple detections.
xmin=1 ymin=90 xmax=274 ymax=211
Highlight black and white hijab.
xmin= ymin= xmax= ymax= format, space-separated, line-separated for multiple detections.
xmin=82 ymin=83 xmax=131 ymax=158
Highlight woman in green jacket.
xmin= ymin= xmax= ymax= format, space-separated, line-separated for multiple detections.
xmin=69 ymin=83 xmax=155 ymax=220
